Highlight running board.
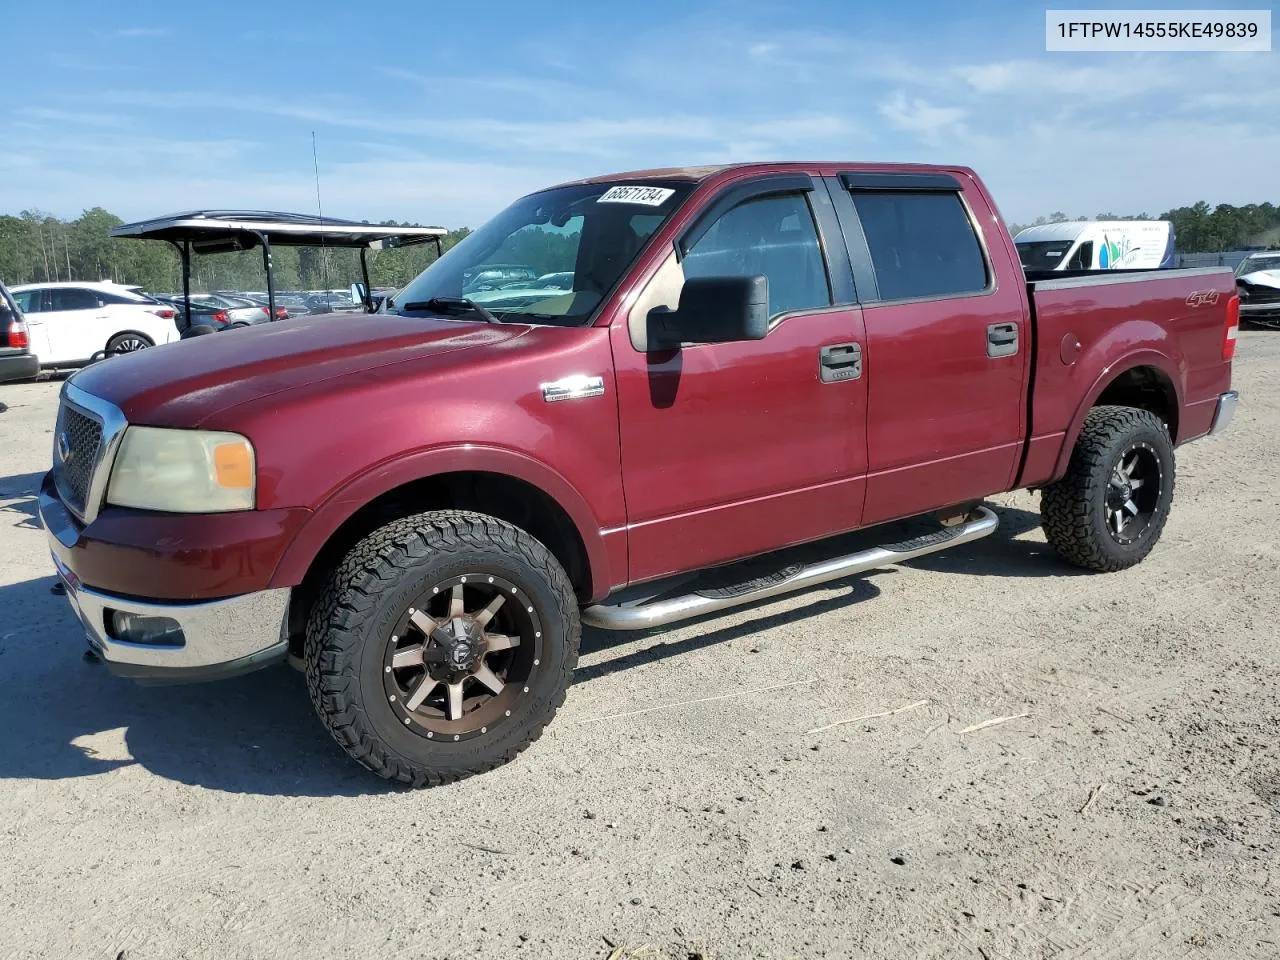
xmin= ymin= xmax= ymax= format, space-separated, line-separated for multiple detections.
xmin=582 ymin=506 xmax=999 ymax=631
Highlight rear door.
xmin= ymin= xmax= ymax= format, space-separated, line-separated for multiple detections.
xmin=827 ymin=172 xmax=1029 ymax=525
xmin=612 ymin=174 xmax=870 ymax=583
xmin=45 ymin=287 xmax=110 ymax=362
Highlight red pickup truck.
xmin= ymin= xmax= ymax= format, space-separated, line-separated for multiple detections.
xmin=41 ymin=162 xmax=1239 ymax=786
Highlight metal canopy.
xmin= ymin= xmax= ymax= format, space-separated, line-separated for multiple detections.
xmin=110 ymin=210 xmax=446 ymax=249
xmin=110 ymin=210 xmax=447 ymax=324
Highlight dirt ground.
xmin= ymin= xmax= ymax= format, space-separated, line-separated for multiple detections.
xmin=1 ymin=332 xmax=1277 ymax=960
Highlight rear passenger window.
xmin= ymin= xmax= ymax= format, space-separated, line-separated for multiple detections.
xmin=683 ymin=193 xmax=830 ymax=318
xmin=851 ymin=192 xmax=988 ymax=301
xmin=50 ymin=288 xmax=100 ymax=311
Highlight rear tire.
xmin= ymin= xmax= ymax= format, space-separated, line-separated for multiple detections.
xmin=304 ymin=510 xmax=580 ymax=787
xmin=106 ymin=333 xmax=153 ymax=355
xmin=1040 ymin=405 xmax=1175 ymax=572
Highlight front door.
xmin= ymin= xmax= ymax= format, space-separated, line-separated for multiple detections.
xmin=611 ymin=180 xmax=869 ymax=584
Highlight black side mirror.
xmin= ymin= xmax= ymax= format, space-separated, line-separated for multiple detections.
xmin=647 ymin=274 xmax=769 ymax=350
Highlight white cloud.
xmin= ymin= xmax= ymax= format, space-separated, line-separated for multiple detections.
xmin=878 ymin=93 xmax=967 ymax=145
xmin=114 ymin=27 xmax=170 ymax=38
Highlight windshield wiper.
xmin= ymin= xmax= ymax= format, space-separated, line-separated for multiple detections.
xmin=401 ymin=296 xmax=501 ymax=324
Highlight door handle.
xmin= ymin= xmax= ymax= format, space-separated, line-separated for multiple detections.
xmin=986 ymin=322 xmax=1019 ymax=358
xmin=819 ymin=342 xmax=862 ymax=382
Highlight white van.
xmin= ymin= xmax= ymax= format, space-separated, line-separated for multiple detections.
xmin=1014 ymin=221 xmax=1176 ymax=272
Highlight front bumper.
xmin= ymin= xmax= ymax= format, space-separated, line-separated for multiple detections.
xmin=1240 ymin=301 xmax=1280 ymax=320
xmin=1209 ymin=390 xmax=1239 ymax=437
xmin=41 ymin=485 xmax=292 ymax=683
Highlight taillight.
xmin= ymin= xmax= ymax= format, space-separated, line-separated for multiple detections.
xmin=149 ymin=308 xmax=175 ymax=320
xmin=261 ymin=306 xmax=270 ymax=316
xmin=211 ymin=311 xmax=228 ymax=324
xmin=7 ymin=317 xmax=29 ymax=349
xmin=1224 ymin=294 xmax=1239 ymax=361
xmin=274 ymin=308 xmax=288 ymax=320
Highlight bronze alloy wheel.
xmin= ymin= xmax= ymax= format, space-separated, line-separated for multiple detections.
xmin=382 ymin=573 xmax=543 ymax=742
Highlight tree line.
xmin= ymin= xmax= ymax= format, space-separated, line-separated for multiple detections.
xmin=0 ymin=207 xmax=473 ymax=293
xmin=1009 ymin=201 xmax=1280 ymax=252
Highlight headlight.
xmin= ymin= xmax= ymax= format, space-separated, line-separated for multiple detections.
xmin=106 ymin=426 xmax=256 ymax=513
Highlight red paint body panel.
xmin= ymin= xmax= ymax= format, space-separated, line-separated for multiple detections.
xmin=41 ymin=475 xmax=310 ymax=601
xmin=49 ymin=161 xmax=1236 ymax=607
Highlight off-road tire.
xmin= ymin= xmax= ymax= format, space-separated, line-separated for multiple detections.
xmin=1040 ymin=405 xmax=1175 ymax=572
xmin=304 ymin=510 xmax=580 ymax=787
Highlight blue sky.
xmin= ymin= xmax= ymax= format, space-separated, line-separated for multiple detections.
xmin=2 ymin=0 xmax=1275 ymax=228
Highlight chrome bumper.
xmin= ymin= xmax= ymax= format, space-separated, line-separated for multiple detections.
xmin=49 ymin=551 xmax=289 ymax=683
xmin=1209 ymin=390 xmax=1239 ymax=437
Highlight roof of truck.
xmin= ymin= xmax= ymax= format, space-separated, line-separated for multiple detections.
xmin=547 ymin=161 xmax=983 ymax=195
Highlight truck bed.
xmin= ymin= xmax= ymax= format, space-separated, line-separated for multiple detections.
xmin=1018 ymin=266 xmax=1237 ymax=488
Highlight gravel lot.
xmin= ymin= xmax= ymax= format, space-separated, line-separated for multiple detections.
xmin=1 ymin=333 xmax=1277 ymax=960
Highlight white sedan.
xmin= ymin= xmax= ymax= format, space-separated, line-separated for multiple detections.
xmin=9 ymin=281 xmax=181 ymax=368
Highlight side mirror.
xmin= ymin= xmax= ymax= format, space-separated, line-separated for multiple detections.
xmin=350 ymin=282 xmax=368 ymax=307
xmin=647 ymin=275 xmax=769 ymax=350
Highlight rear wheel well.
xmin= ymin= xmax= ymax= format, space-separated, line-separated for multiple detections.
xmin=287 ymin=472 xmax=591 ymax=655
xmin=1094 ymin=366 xmax=1178 ymax=442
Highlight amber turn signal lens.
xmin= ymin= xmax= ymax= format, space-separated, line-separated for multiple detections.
xmin=213 ymin=441 xmax=254 ymax=489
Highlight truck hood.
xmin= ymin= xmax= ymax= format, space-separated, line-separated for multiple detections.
xmin=70 ymin=312 xmax=526 ymax=426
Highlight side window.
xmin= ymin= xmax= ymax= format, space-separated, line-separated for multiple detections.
xmin=683 ymin=193 xmax=830 ymax=317
xmin=50 ymin=288 xmax=100 ymax=312
xmin=13 ymin=290 xmax=43 ymax=314
xmin=850 ymin=192 xmax=988 ymax=301
xmin=1067 ymin=241 xmax=1093 ymax=270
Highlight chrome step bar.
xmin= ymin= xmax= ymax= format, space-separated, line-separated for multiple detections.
xmin=582 ymin=506 xmax=999 ymax=631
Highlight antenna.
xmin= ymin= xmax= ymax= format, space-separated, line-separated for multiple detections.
xmin=312 ymin=131 xmax=331 ymax=294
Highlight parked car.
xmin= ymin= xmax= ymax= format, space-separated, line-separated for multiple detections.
xmin=0 ymin=280 xmax=38 ymax=383
xmin=10 ymin=281 xmax=179 ymax=368
xmin=1234 ymin=252 xmax=1280 ymax=328
xmin=42 ymin=162 xmax=1238 ymax=788
xmin=150 ymin=295 xmax=238 ymax=334
xmin=462 ymin=263 xmax=538 ymax=292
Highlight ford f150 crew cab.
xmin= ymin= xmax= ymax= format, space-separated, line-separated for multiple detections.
xmin=40 ymin=162 xmax=1240 ymax=786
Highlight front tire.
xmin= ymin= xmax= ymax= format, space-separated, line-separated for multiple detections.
xmin=1040 ymin=405 xmax=1175 ymax=572
xmin=304 ymin=510 xmax=580 ymax=787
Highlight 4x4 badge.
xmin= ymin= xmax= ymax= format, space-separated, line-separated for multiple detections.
xmin=1186 ymin=289 xmax=1220 ymax=307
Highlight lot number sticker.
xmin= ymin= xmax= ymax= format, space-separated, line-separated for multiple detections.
xmin=597 ymin=185 xmax=675 ymax=206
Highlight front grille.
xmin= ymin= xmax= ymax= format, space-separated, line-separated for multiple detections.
xmin=1240 ymin=284 xmax=1280 ymax=305
xmin=53 ymin=403 xmax=104 ymax=516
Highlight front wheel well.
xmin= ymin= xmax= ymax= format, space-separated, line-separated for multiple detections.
xmin=1093 ymin=365 xmax=1179 ymax=442
xmin=287 ymin=471 xmax=591 ymax=655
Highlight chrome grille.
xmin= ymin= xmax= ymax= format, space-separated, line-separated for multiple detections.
xmin=53 ymin=404 xmax=104 ymax=516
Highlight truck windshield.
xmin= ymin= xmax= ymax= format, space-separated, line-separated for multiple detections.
xmin=391 ymin=181 xmax=694 ymax=325
xmin=1016 ymin=241 xmax=1072 ymax=271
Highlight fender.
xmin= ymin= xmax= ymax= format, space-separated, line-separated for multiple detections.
xmin=1051 ymin=348 xmax=1184 ymax=482
xmin=268 ymin=443 xmax=616 ymax=601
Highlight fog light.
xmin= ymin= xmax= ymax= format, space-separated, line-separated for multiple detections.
xmin=109 ymin=611 xmax=185 ymax=647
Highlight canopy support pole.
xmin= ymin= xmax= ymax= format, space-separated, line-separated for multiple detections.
xmin=360 ymin=247 xmax=373 ymax=312
xmin=166 ymin=239 xmax=193 ymax=335
xmin=256 ymin=231 xmax=276 ymax=321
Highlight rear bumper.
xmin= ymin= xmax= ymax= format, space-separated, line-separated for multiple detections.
xmin=1209 ymin=390 xmax=1239 ymax=437
xmin=0 ymin=352 xmax=39 ymax=383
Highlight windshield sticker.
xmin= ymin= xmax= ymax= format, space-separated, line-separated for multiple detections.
xmin=597 ymin=185 xmax=676 ymax=206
